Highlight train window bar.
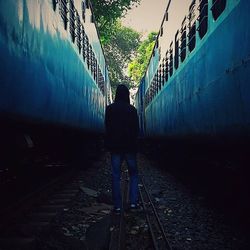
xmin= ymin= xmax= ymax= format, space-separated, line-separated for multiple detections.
xmin=165 ymin=11 xmax=168 ymax=21
xmin=211 ymin=0 xmax=226 ymax=21
xmin=82 ymin=27 xmax=87 ymax=61
xmin=82 ymin=0 xmax=86 ymax=22
xmin=164 ymin=53 xmax=169 ymax=82
xmin=180 ymin=17 xmax=187 ymax=62
xmin=156 ymin=40 xmax=159 ymax=49
xmin=155 ymin=72 xmax=159 ymax=94
xmin=169 ymin=43 xmax=173 ymax=77
xmin=90 ymin=51 xmax=93 ymax=74
xmin=159 ymin=68 xmax=162 ymax=90
xmin=52 ymin=0 xmax=58 ymax=11
xmin=188 ymin=0 xmax=196 ymax=52
xmin=161 ymin=63 xmax=165 ymax=87
xmin=86 ymin=39 xmax=90 ymax=69
xmin=76 ymin=13 xmax=82 ymax=54
xmin=197 ymin=0 xmax=208 ymax=39
xmin=160 ymin=26 xmax=163 ymax=36
xmin=174 ymin=30 xmax=179 ymax=70
xmin=94 ymin=59 xmax=98 ymax=81
xmin=91 ymin=51 xmax=95 ymax=76
xmin=69 ymin=0 xmax=76 ymax=43
xmin=86 ymin=0 xmax=90 ymax=9
xmin=59 ymin=0 xmax=69 ymax=30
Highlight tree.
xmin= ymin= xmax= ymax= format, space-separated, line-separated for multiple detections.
xmin=128 ymin=32 xmax=157 ymax=85
xmin=103 ymin=21 xmax=141 ymax=94
xmin=91 ymin=0 xmax=141 ymax=44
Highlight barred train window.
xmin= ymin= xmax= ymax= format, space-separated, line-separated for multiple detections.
xmin=198 ymin=0 xmax=208 ymax=39
xmin=82 ymin=29 xmax=86 ymax=60
xmin=169 ymin=43 xmax=173 ymax=77
xmin=212 ymin=0 xmax=226 ymax=21
xmin=164 ymin=53 xmax=169 ymax=82
xmin=180 ymin=18 xmax=186 ymax=62
xmin=188 ymin=1 xmax=196 ymax=52
xmin=60 ymin=0 xmax=68 ymax=30
xmin=174 ymin=31 xmax=179 ymax=70
xmin=76 ymin=13 xmax=82 ymax=53
xmin=69 ymin=0 xmax=76 ymax=43
xmin=82 ymin=1 xmax=86 ymax=22
xmin=52 ymin=0 xmax=58 ymax=11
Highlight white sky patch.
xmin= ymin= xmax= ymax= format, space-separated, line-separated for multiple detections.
xmin=121 ymin=0 xmax=167 ymax=38
xmin=122 ymin=0 xmax=192 ymax=40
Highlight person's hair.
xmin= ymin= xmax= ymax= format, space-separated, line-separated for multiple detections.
xmin=114 ymin=84 xmax=130 ymax=104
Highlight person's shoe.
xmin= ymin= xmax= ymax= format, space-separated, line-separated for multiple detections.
xmin=113 ymin=207 xmax=121 ymax=215
xmin=129 ymin=204 xmax=138 ymax=212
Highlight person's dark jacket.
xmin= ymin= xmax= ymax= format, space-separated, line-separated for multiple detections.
xmin=105 ymin=85 xmax=139 ymax=153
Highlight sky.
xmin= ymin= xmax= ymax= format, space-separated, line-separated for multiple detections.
xmin=121 ymin=0 xmax=192 ymax=39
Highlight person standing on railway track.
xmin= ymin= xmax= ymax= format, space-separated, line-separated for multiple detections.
xmin=105 ymin=84 xmax=139 ymax=214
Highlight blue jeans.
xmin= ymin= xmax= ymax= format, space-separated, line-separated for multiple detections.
xmin=111 ymin=153 xmax=138 ymax=209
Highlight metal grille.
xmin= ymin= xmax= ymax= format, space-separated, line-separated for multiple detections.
xmin=59 ymin=0 xmax=69 ymax=30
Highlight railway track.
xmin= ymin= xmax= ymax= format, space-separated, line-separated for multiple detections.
xmin=139 ymin=175 xmax=172 ymax=250
xmin=109 ymin=168 xmax=172 ymax=250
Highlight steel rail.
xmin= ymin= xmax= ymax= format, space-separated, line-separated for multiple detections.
xmin=139 ymin=185 xmax=159 ymax=249
xmin=139 ymin=175 xmax=172 ymax=250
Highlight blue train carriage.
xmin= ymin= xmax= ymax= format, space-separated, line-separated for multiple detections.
xmin=0 ymin=0 xmax=109 ymax=134
xmin=142 ymin=0 xmax=250 ymax=140
xmin=135 ymin=77 xmax=146 ymax=137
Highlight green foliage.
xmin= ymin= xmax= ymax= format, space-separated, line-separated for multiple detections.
xmin=128 ymin=32 xmax=157 ymax=85
xmin=103 ymin=21 xmax=141 ymax=94
xmin=91 ymin=0 xmax=142 ymax=94
xmin=91 ymin=0 xmax=141 ymax=44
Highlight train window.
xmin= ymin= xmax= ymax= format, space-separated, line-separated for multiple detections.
xmin=76 ymin=13 xmax=82 ymax=53
xmin=90 ymin=51 xmax=94 ymax=74
xmin=157 ymin=70 xmax=161 ymax=92
xmin=161 ymin=66 xmax=163 ymax=88
xmin=69 ymin=0 xmax=76 ymax=43
xmin=164 ymin=54 xmax=169 ymax=82
xmin=174 ymin=31 xmax=179 ymax=70
xmin=52 ymin=0 xmax=58 ymax=11
xmin=161 ymin=63 xmax=165 ymax=86
xmin=169 ymin=43 xmax=173 ymax=77
xmin=154 ymin=78 xmax=157 ymax=95
xmin=198 ymin=0 xmax=208 ymax=39
xmin=165 ymin=11 xmax=168 ymax=21
xmin=82 ymin=28 xmax=87 ymax=60
xmin=188 ymin=1 xmax=196 ymax=52
xmin=86 ymin=0 xmax=90 ymax=9
xmin=91 ymin=51 xmax=95 ymax=76
xmin=160 ymin=26 xmax=163 ymax=36
xmin=86 ymin=38 xmax=90 ymax=68
xmin=82 ymin=1 xmax=86 ymax=22
xmin=59 ymin=0 xmax=69 ymax=30
xmin=89 ymin=46 xmax=93 ymax=71
xmin=94 ymin=59 xmax=97 ymax=81
xmin=180 ymin=17 xmax=186 ymax=62
xmin=154 ymin=74 xmax=157 ymax=95
xmin=156 ymin=40 xmax=159 ymax=48
xmin=211 ymin=0 xmax=226 ymax=20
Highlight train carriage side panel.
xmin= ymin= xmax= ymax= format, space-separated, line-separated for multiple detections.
xmin=0 ymin=0 xmax=108 ymax=133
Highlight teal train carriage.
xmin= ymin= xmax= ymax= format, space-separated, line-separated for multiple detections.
xmin=135 ymin=0 xmax=250 ymax=141
xmin=0 ymin=0 xmax=111 ymax=133
xmin=0 ymin=0 xmax=112 ymax=169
